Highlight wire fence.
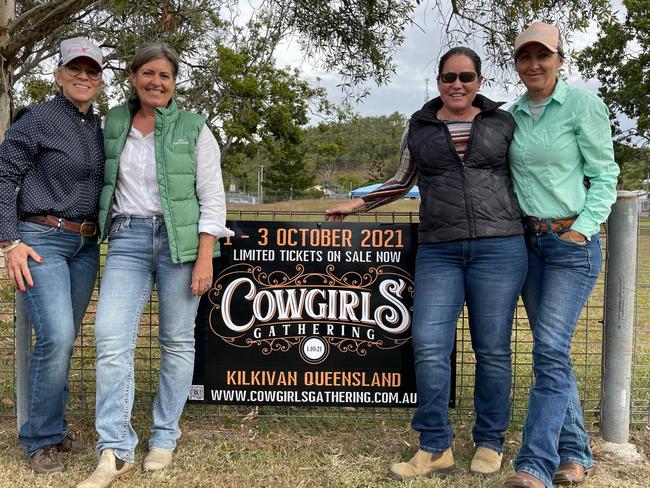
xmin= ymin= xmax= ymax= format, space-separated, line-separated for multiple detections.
xmin=0 ymin=210 xmax=648 ymax=429
xmin=633 ymin=220 xmax=650 ymax=426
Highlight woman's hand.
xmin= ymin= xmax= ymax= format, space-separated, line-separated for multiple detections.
xmin=192 ymin=232 xmax=217 ymax=296
xmin=325 ymin=198 xmax=366 ymax=222
xmin=559 ymin=229 xmax=587 ymax=245
xmin=191 ymin=255 xmax=213 ymax=296
xmin=4 ymin=243 xmax=43 ymax=292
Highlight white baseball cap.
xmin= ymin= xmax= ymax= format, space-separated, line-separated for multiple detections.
xmin=58 ymin=37 xmax=103 ymax=69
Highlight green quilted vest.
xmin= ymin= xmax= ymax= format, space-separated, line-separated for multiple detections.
xmin=100 ymin=97 xmax=220 ymax=263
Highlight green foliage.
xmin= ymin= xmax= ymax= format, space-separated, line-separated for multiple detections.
xmin=12 ymin=1 xmax=332 ymax=193
xmin=264 ymin=144 xmax=316 ymax=200
xmin=177 ymin=41 xmax=327 ymax=186
xmin=0 ymin=282 xmax=14 ymax=304
xmin=301 ymin=112 xmax=407 ymax=181
xmin=336 ymin=174 xmax=365 ymax=194
xmin=615 ymin=141 xmax=650 ymax=189
xmin=267 ymin=0 xmax=416 ymax=94
xmin=576 ymin=0 xmax=650 ymax=145
xmin=14 ymin=75 xmax=53 ymax=109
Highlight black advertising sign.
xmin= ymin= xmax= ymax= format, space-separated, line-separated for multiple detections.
xmin=190 ymin=220 xmax=435 ymax=407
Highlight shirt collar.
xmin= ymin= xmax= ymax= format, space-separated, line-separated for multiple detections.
xmin=413 ymin=93 xmax=505 ymax=122
xmin=512 ymin=78 xmax=568 ymax=114
xmin=53 ymin=91 xmax=95 ymax=117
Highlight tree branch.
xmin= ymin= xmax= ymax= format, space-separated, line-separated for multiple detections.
xmin=449 ymin=0 xmax=499 ymax=34
xmin=2 ymin=0 xmax=100 ymax=61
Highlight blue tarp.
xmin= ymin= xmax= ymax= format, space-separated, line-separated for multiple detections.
xmin=350 ymin=183 xmax=420 ymax=199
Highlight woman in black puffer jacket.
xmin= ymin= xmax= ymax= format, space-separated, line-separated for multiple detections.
xmin=327 ymin=46 xmax=526 ymax=481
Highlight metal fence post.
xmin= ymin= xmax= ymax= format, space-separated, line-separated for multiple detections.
xmin=601 ymin=191 xmax=638 ymax=443
xmin=15 ymin=292 xmax=31 ymax=432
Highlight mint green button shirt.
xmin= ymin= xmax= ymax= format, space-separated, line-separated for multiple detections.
xmin=508 ymin=79 xmax=619 ymax=238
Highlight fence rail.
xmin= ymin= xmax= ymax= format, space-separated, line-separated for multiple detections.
xmin=1 ymin=208 xmax=648 ymax=431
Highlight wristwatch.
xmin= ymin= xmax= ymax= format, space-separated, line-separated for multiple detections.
xmin=0 ymin=239 xmax=21 ymax=253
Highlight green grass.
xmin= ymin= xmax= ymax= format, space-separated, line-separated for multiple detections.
xmin=0 ymin=416 xmax=648 ymax=487
xmin=0 ymin=202 xmax=648 ymax=486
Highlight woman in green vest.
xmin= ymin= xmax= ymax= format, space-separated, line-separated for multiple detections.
xmin=77 ymin=42 xmax=233 ymax=488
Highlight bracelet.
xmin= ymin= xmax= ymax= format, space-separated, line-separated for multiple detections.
xmin=0 ymin=239 xmax=21 ymax=254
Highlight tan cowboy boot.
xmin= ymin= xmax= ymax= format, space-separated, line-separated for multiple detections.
xmin=76 ymin=449 xmax=135 ymax=488
xmin=388 ymin=448 xmax=454 ymax=480
xmin=470 ymin=446 xmax=502 ymax=475
xmin=143 ymin=448 xmax=173 ymax=471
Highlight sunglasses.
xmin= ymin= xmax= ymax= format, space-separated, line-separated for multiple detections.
xmin=438 ymin=71 xmax=478 ymax=83
xmin=64 ymin=64 xmax=102 ymax=81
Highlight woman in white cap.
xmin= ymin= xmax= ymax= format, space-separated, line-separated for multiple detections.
xmin=504 ymin=22 xmax=619 ymax=488
xmin=0 ymin=37 xmax=104 ymax=474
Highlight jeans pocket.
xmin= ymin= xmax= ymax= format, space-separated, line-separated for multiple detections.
xmin=107 ymin=219 xmax=129 ymax=241
xmin=18 ymin=221 xmax=58 ymax=238
xmin=551 ymin=230 xmax=587 ymax=247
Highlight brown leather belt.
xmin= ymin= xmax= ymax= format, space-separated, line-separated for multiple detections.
xmin=22 ymin=215 xmax=98 ymax=237
xmin=525 ymin=216 xmax=577 ymax=236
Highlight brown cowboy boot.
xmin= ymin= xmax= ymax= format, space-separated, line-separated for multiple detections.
xmin=553 ymin=463 xmax=594 ymax=485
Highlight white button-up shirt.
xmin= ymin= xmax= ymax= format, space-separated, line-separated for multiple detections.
xmin=113 ymin=124 xmax=233 ymax=238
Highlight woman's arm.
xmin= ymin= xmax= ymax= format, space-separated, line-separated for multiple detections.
xmin=325 ymin=126 xmax=416 ymax=221
xmin=0 ymin=109 xmax=39 ymax=241
xmin=325 ymin=197 xmax=368 ymax=222
xmin=4 ymin=244 xmax=44 ymax=292
xmin=194 ymin=125 xmax=234 ymax=239
xmin=571 ymin=93 xmax=620 ymax=239
xmin=191 ymin=124 xmax=234 ymax=296
xmin=0 ymin=109 xmax=44 ymax=291
xmin=191 ymin=233 xmax=216 ymax=296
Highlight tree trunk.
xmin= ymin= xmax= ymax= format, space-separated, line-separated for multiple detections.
xmin=0 ymin=0 xmax=15 ymax=142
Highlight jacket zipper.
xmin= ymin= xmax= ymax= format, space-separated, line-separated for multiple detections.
xmin=157 ymin=108 xmax=181 ymax=263
xmin=463 ymin=115 xmax=479 ymax=238
xmin=442 ymin=115 xmax=479 ymax=239
xmin=414 ymin=99 xmax=496 ymax=240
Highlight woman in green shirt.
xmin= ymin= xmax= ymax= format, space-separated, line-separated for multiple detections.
xmin=504 ymin=23 xmax=619 ymax=488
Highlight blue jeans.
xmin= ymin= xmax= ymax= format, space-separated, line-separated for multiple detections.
xmin=410 ymin=235 xmax=527 ymax=453
xmin=16 ymin=221 xmax=99 ymax=456
xmin=515 ymin=230 xmax=601 ymax=487
xmin=94 ymin=216 xmax=200 ymax=463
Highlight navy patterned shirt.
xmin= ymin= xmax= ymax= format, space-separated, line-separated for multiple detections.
xmin=0 ymin=92 xmax=104 ymax=240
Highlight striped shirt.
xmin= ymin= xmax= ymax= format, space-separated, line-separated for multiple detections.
xmin=361 ymin=126 xmax=416 ymax=211
xmin=444 ymin=121 xmax=472 ymax=159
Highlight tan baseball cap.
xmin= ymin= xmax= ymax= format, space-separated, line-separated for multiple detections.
xmin=58 ymin=37 xmax=103 ymax=69
xmin=514 ymin=22 xmax=563 ymax=58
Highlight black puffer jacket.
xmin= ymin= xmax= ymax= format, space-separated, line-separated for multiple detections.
xmin=408 ymin=94 xmax=524 ymax=244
